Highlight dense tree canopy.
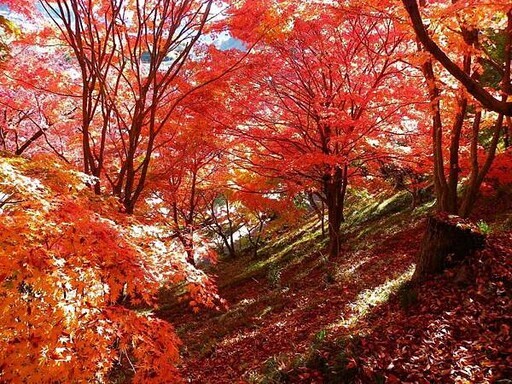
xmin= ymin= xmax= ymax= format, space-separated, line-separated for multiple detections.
xmin=1 ymin=0 xmax=511 ymax=382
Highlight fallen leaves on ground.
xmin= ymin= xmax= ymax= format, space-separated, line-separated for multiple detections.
xmin=159 ymin=219 xmax=511 ymax=383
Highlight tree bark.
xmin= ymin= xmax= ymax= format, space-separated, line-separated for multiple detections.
xmin=324 ymin=164 xmax=347 ymax=258
xmin=402 ymin=0 xmax=512 ymax=115
xmin=413 ymin=213 xmax=485 ymax=280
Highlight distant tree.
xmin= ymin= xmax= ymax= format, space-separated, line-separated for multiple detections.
xmin=204 ymin=193 xmax=242 ymax=259
xmin=146 ymin=108 xmax=224 ymax=266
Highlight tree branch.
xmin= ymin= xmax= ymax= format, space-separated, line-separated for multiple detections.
xmin=402 ymin=0 xmax=512 ymax=115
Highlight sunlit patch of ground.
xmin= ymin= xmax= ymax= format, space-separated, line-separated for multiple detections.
xmin=159 ymin=190 xmax=511 ymax=383
xmin=157 ymin=192 xmax=425 ymax=383
xmin=329 ymin=265 xmax=415 ymax=330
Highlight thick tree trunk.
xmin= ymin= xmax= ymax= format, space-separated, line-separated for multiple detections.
xmin=327 ymin=219 xmax=342 ymax=259
xmin=413 ymin=213 xmax=485 ymax=280
xmin=324 ymin=164 xmax=347 ymax=258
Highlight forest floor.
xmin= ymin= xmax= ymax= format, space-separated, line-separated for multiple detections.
xmin=158 ymin=192 xmax=512 ymax=384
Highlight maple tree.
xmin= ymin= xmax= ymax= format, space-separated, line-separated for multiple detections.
xmin=206 ymin=188 xmax=289 ymax=258
xmin=378 ymin=160 xmax=430 ymax=209
xmin=0 ymin=82 xmax=74 ymax=159
xmin=203 ymin=192 xmax=241 ymax=259
xmin=398 ymin=0 xmax=512 ymax=277
xmin=0 ymin=5 xmax=85 ymax=161
xmin=413 ymin=1 xmax=511 ymax=216
xmin=145 ymin=107 xmax=225 ymax=265
xmin=33 ymin=0 xmax=218 ymax=213
xmin=403 ymin=0 xmax=512 ymax=116
xmin=229 ymin=5 xmax=418 ymax=258
xmin=0 ymin=15 xmax=50 ymax=156
xmin=0 ymin=155 xmax=183 ymax=383
xmin=1 ymin=0 xmax=512 ymax=382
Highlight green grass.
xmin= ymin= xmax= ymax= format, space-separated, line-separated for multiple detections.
xmin=221 ymin=190 xmax=419 ymax=288
xmin=221 ymin=215 xmax=326 ymax=288
xmin=328 ymin=265 xmax=415 ymax=330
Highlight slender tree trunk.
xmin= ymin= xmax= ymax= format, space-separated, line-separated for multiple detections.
xmin=420 ymin=56 xmax=449 ymax=212
xmin=207 ymin=197 xmax=238 ymax=258
xmin=225 ymin=198 xmax=237 ymax=258
xmin=252 ymin=219 xmax=264 ymax=258
xmin=220 ymin=235 xmax=236 ymax=258
xmin=184 ymin=228 xmax=195 ymax=266
xmin=171 ymin=202 xmax=196 ymax=266
xmin=446 ymin=95 xmax=467 ymax=212
xmin=321 ymin=199 xmax=326 ymax=238
xmin=308 ymin=191 xmax=326 ymax=238
xmin=460 ymin=113 xmax=504 ymax=217
xmin=15 ymin=127 xmax=48 ymax=156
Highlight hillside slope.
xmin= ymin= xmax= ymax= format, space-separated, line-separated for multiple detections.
xmin=159 ymin=192 xmax=512 ymax=383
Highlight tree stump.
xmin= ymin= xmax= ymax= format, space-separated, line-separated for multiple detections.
xmin=413 ymin=212 xmax=486 ymax=280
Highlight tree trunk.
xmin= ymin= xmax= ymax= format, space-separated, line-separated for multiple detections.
xmin=320 ymin=199 xmax=325 ymax=238
xmin=308 ymin=192 xmax=326 ymax=238
xmin=225 ymin=238 xmax=237 ymax=259
xmin=212 ymin=230 xmax=236 ymax=258
xmin=413 ymin=213 xmax=485 ymax=280
xmin=324 ymin=164 xmax=347 ymax=258
xmin=184 ymin=233 xmax=195 ymax=266
xmin=327 ymin=219 xmax=342 ymax=259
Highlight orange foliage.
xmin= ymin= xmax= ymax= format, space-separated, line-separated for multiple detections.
xmin=0 ymin=155 xmax=184 ymax=383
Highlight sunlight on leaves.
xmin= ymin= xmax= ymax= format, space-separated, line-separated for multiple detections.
xmin=330 ymin=265 xmax=415 ymax=330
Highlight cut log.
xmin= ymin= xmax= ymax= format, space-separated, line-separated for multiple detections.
xmin=413 ymin=212 xmax=486 ymax=280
